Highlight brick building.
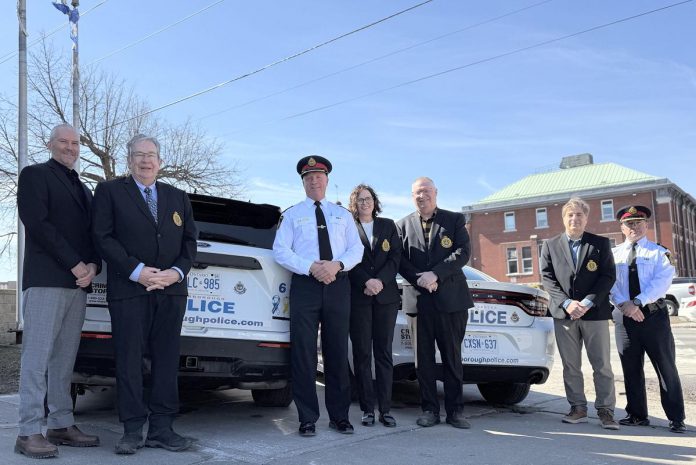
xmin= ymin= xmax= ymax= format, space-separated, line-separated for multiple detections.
xmin=462 ymin=154 xmax=696 ymax=285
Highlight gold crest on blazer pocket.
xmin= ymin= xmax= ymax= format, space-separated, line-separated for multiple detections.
xmin=586 ymin=259 xmax=598 ymax=272
xmin=173 ymin=211 xmax=183 ymax=227
xmin=381 ymin=239 xmax=390 ymax=252
xmin=440 ymin=236 xmax=452 ymax=248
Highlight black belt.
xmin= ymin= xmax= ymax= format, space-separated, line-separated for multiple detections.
xmin=640 ymin=298 xmax=666 ymax=316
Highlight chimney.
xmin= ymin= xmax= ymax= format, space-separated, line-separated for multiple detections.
xmin=560 ymin=153 xmax=593 ymax=169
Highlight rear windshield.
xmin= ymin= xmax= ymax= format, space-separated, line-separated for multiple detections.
xmin=188 ymin=193 xmax=281 ymax=249
xmin=464 ymin=266 xmax=497 ymax=282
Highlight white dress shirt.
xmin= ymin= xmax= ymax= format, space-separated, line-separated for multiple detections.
xmin=273 ymin=197 xmax=364 ymax=275
xmin=610 ymin=237 xmax=674 ymax=306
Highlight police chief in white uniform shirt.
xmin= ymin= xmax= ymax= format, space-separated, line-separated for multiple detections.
xmin=273 ymin=155 xmax=363 ymax=437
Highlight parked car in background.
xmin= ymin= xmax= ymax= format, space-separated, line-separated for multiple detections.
xmin=320 ymin=266 xmax=555 ymax=405
xmin=665 ymin=277 xmax=696 ymax=316
xmin=679 ymin=296 xmax=696 ymax=322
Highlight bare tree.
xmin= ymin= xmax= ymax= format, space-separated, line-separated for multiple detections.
xmin=0 ymin=39 xmax=245 ymax=274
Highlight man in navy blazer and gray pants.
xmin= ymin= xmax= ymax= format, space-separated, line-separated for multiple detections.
xmin=16 ymin=124 xmax=101 ymax=458
xmin=540 ymin=197 xmax=618 ymax=430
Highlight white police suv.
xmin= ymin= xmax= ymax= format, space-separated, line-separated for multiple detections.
xmin=71 ymin=194 xmax=294 ymax=407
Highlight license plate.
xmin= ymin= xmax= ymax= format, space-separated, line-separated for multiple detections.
xmin=463 ymin=333 xmax=499 ymax=354
xmin=187 ymin=271 xmax=221 ymax=293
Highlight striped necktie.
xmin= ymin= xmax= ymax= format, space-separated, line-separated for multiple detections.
xmin=144 ymin=186 xmax=158 ymax=223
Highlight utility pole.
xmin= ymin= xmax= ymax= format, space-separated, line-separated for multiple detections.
xmin=71 ymin=0 xmax=80 ymax=172
xmin=16 ymin=0 xmax=28 ymax=333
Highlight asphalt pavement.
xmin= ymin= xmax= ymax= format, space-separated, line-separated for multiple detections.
xmin=0 ymin=319 xmax=694 ymax=465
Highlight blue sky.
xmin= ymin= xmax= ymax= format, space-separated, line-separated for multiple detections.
xmin=1 ymin=0 xmax=695 ymax=281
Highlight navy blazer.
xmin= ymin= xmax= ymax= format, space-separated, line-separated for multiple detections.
xmin=540 ymin=231 xmax=616 ymax=320
xmin=348 ymin=217 xmax=401 ymax=306
xmin=397 ymin=208 xmax=473 ymax=314
xmin=91 ymin=175 xmax=198 ymax=301
xmin=17 ymin=160 xmax=99 ymax=291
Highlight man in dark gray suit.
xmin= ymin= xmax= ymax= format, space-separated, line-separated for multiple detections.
xmin=397 ymin=177 xmax=473 ymax=429
xmin=540 ymin=197 xmax=618 ymax=430
xmin=16 ymin=124 xmax=100 ymax=458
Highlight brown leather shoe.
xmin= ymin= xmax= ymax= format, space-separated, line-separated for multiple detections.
xmin=15 ymin=434 xmax=59 ymax=458
xmin=47 ymin=425 xmax=100 ymax=447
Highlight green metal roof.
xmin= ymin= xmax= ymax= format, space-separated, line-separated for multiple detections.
xmin=477 ymin=162 xmax=659 ymax=204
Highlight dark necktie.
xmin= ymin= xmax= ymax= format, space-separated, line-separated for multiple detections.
xmin=314 ymin=201 xmax=333 ymax=260
xmin=144 ymin=186 xmax=158 ymax=223
xmin=628 ymin=242 xmax=641 ymax=299
xmin=569 ymin=240 xmax=580 ymax=269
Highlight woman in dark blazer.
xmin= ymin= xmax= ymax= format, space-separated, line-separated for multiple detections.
xmin=348 ymin=184 xmax=402 ymax=427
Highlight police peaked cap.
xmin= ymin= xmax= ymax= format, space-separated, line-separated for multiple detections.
xmin=616 ymin=205 xmax=651 ymax=222
xmin=297 ymin=155 xmax=332 ymax=177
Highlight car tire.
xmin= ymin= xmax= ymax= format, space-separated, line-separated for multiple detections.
xmin=664 ymin=299 xmax=678 ymax=316
xmin=251 ymin=383 xmax=293 ymax=407
xmin=477 ymin=382 xmax=531 ymax=405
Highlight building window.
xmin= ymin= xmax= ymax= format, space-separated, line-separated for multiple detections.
xmin=538 ymin=241 xmax=545 ymax=269
xmin=601 ymin=200 xmax=614 ymax=221
xmin=506 ymin=247 xmax=518 ymax=274
xmin=522 ymin=246 xmax=533 ymax=273
xmin=536 ymin=208 xmax=548 ymax=228
xmin=504 ymin=212 xmax=516 ymax=231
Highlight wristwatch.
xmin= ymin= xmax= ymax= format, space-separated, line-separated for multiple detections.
xmin=632 ymin=298 xmax=642 ymax=307
xmin=338 ymin=261 xmax=345 ymax=271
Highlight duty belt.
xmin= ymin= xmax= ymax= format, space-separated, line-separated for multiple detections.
xmin=640 ymin=298 xmax=666 ymax=315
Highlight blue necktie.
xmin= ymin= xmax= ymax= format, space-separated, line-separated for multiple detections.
xmin=144 ymin=186 xmax=158 ymax=223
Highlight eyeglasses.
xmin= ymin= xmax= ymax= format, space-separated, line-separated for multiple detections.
xmin=356 ymin=197 xmax=373 ymax=204
xmin=132 ymin=151 xmax=159 ymax=160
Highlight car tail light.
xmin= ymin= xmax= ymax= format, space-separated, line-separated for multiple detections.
xmin=686 ymin=300 xmax=696 ymax=307
xmin=470 ymin=290 xmax=549 ymax=317
xmin=689 ymin=285 xmax=695 ymax=296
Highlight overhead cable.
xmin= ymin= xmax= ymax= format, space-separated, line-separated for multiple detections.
xmin=105 ymin=0 xmax=434 ymax=130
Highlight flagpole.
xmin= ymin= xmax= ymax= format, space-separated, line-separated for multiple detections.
xmin=71 ymin=0 xmax=80 ymax=172
xmin=16 ymin=0 xmax=28 ymax=336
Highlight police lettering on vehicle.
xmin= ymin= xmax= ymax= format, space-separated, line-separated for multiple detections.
xmin=469 ymin=309 xmax=507 ymax=325
xmin=186 ymin=298 xmax=235 ymax=314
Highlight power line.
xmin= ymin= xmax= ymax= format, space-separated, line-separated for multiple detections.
xmin=197 ymin=0 xmax=555 ymax=122
xmin=105 ymin=0 xmax=434 ymax=130
xmin=277 ymin=0 xmax=694 ymax=122
xmin=87 ymin=0 xmax=227 ymax=66
xmin=0 ymin=1 xmax=108 ymax=67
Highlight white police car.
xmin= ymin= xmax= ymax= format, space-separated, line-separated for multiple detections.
xmin=320 ymin=266 xmax=555 ymax=405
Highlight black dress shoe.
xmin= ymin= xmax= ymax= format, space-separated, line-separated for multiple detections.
xmin=361 ymin=412 xmax=375 ymax=426
xmin=379 ymin=413 xmax=396 ymax=427
xmin=329 ymin=419 xmax=354 ymax=434
xmin=618 ymin=414 xmax=650 ymax=427
xmin=416 ymin=411 xmax=440 ymax=427
xmin=669 ymin=421 xmax=687 ymax=433
xmin=299 ymin=422 xmax=316 ymax=437
xmin=145 ymin=429 xmax=192 ymax=452
xmin=115 ymin=433 xmax=144 ymax=455
xmin=446 ymin=412 xmax=471 ymax=429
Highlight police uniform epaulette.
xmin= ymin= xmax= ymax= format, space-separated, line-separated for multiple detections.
xmin=657 ymin=243 xmax=677 ymax=266
xmin=337 ymin=204 xmax=351 ymax=213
